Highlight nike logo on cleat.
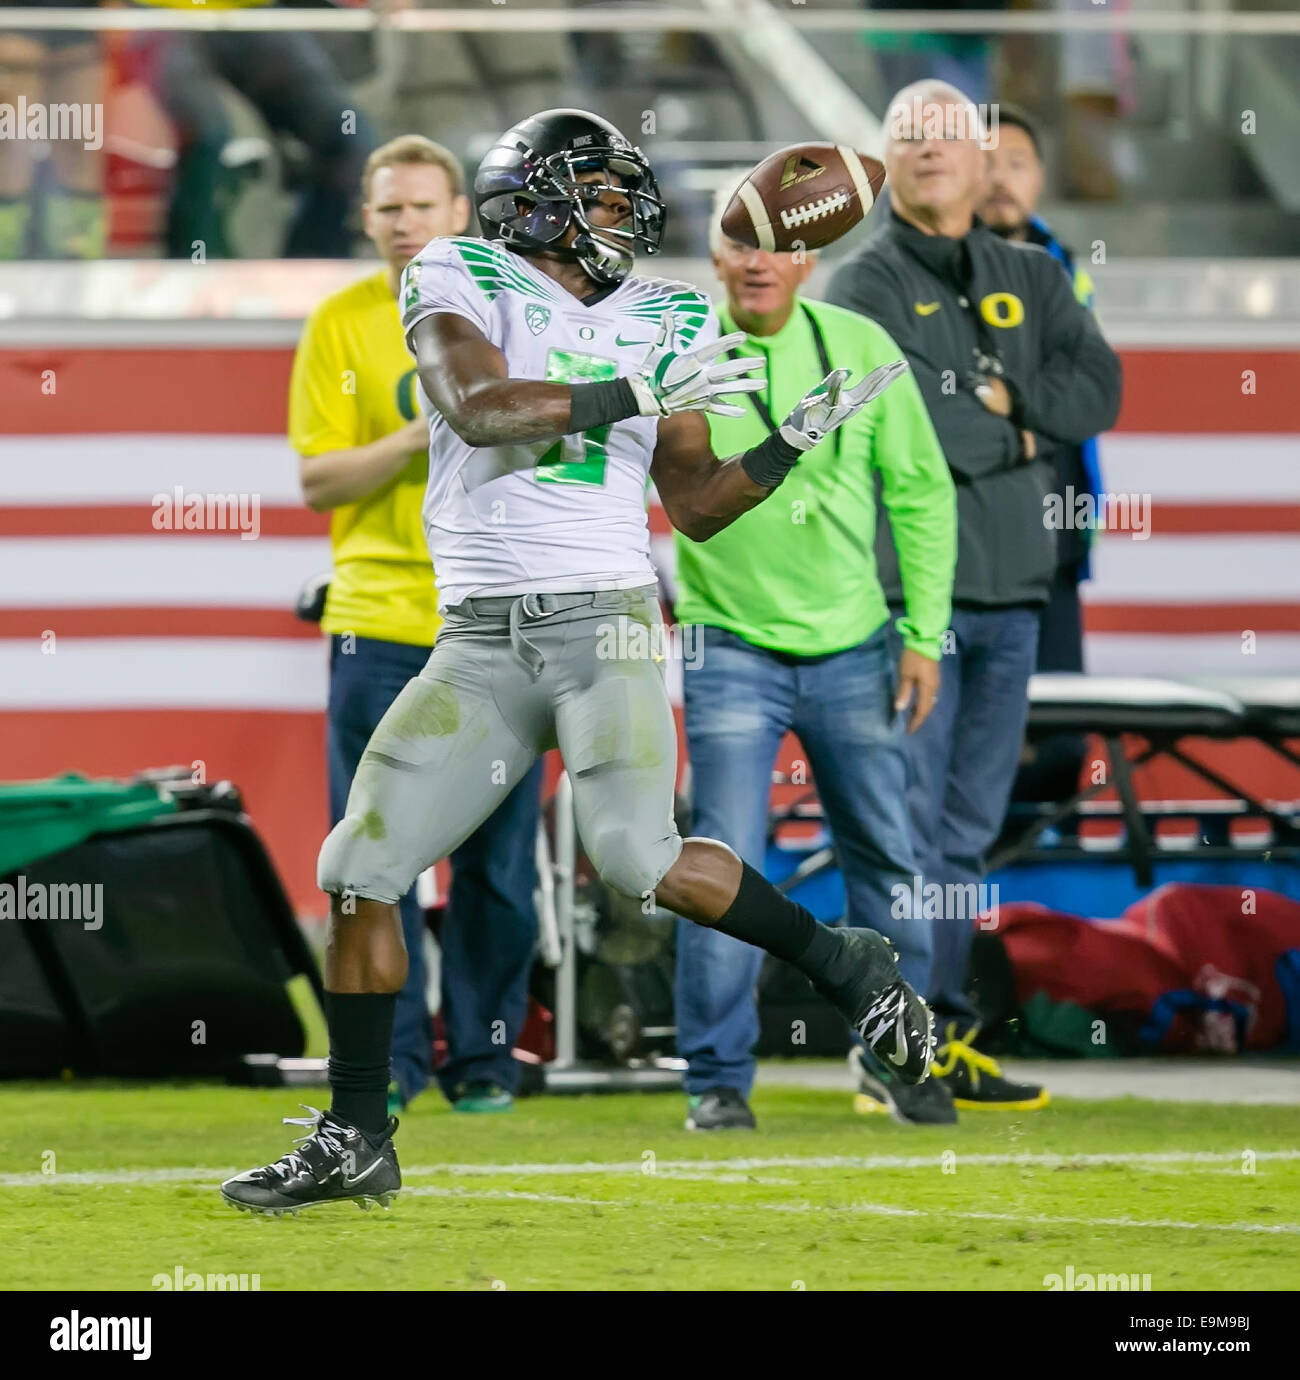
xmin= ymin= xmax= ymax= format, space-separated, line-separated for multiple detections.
xmin=343 ymin=1158 xmax=385 ymax=1188
xmin=887 ymin=992 xmax=910 ymax=1066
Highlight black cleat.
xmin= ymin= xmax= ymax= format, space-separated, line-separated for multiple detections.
xmin=851 ymin=1049 xmax=957 ymax=1125
xmin=813 ymin=928 xmax=935 ymax=1085
xmin=685 ymin=1086 xmax=757 ymax=1132
xmin=220 ymin=1106 xmax=401 ymax=1217
xmin=932 ymin=1024 xmax=1050 ymax=1111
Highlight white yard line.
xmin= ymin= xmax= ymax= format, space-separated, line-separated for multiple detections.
xmin=6 ymin=1159 xmax=1295 ymax=1237
xmin=371 ymin=1186 xmax=1300 ymax=1236
xmin=398 ymin=1149 xmax=1300 ymax=1177
xmin=757 ymin=1202 xmax=1300 ymax=1235
xmin=404 ymin=1186 xmax=609 ymax=1207
xmin=0 ymin=1166 xmax=234 ymax=1186
xmin=2 ymin=1148 xmax=1296 ymax=1189
xmin=952 ymin=1209 xmax=1300 ymax=1236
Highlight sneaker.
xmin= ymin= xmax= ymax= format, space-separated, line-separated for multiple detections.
xmin=813 ymin=928 xmax=935 ymax=1085
xmin=452 ymin=1082 xmax=514 ymax=1113
xmin=932 ymin=1024 xmax=1050 ymax=1111
xmin=850 ymin=1049 xmax=956 ymax=1125
xmin=220 ymin=1106 xmax=400 ymax=1216
xmin=685 ymin=1086 xmax=757 ymax=1131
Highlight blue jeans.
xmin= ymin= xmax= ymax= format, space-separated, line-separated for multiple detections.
xmin=675 ymin=624 xmax=929 ymax=1097
xmin=886 ymin=608 xmax=1040 ymax=1019
xmin=327 ymin=635 xmax=542 ymax=1102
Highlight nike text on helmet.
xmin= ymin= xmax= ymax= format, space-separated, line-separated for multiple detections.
xmin=474 ymin=108 xmax=666 ymax=286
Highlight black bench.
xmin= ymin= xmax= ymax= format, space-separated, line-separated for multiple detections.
xmin=995 ymin=674 xmax=1300 ymax=884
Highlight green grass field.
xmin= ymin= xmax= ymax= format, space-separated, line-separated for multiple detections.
xmin=2 ymin=1078 xmax=1298 ymax=1291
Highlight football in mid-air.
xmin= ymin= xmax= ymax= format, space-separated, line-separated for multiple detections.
xmin=720 ymin=142 xmax=886 ymax=253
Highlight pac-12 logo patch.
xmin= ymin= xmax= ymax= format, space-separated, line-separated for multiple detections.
xmin=402 ymin=262 xmax=421 ymax=314
xmin=525 ymin=302 xmax=551 ymax=335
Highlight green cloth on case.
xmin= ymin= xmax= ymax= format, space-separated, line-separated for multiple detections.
xmin=0 ymin=774 xmax=177 ymax=878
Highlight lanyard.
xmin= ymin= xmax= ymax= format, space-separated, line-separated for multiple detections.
xmin=953 ymin=240 xmax=1006 ymax=376
xmin=727 ymin=303 xmax=841 ymax=460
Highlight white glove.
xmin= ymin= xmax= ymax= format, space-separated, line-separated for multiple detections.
xmin=628 ymin=312 xmax=766 ymax=419
xmin=778 ymin=359 xmax=910 ymax=452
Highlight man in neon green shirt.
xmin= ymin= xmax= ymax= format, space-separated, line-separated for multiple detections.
xmin=674 ymin=191 xmax=957 ymax=1131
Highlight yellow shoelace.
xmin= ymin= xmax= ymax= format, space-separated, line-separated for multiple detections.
xmin=931 ymin=1024 xmax=1003 ymax=1087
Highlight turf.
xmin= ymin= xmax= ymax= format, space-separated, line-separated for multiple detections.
xmin=1 ymin=1080 xmax=1297 ymax=1291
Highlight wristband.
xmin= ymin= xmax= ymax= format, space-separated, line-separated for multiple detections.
xmin=569 ymin=378 xmax=639 ymax=432
xmin=739 ymin=430 xmax=804 ymax=489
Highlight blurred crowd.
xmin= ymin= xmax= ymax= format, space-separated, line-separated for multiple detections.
xmin=1 ymin=0 xmax=1136 ymax=260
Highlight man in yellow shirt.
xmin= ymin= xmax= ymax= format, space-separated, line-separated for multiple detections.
xmin=289 ymin=135 xmax=542 ymax=1114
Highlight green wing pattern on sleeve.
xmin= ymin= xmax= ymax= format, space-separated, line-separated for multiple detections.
xmin=454 ymin=239 xmax=561 ymax=301
xmin=619 ymin=287 xmax=711 ymax=347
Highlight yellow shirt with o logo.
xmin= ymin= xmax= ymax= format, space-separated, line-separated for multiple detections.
xmin=289 ymin=269 xmax=440 ymax=647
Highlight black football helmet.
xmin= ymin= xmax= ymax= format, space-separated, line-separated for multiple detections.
xmin=474 ymin=109 xmax=665 ymax=286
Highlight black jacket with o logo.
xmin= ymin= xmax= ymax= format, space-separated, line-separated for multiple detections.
xmin=827 ymin=210 xmax=1122 ymax=608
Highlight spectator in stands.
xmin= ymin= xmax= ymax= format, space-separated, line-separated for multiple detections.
xmin=867 ymin=0 xmax=1009 ymax=107
xmin=290 ymin=136 xmax=543 ymax=1114
xmin=1056 ymin=0 xmax=1136 ymax=200
xmin=130 ymin=0 xmax=378 ymax=257
xmin=828 ymin=80 xmax=1121 ymax=1114
xmin=978 ymin=105 xmax=1102 ymax=809
xmin=670 ymin=178 xmax=957 ymax=1131
xmin=0 ymin=1 xmax=105 ymax=258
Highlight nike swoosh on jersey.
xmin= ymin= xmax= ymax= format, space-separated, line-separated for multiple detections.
xmin=615 ymin=333 xmax=652 ymax=347
xmin=914 ymin=301 xmax=941 ymax=316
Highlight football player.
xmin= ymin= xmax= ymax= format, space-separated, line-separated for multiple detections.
xmin=222 ymin=109 xmax=931 ymax=1216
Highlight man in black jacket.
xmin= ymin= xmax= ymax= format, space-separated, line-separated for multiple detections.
xmin=828 ymin=80 xmax=1121 ymax=1122
xmin=980 ymin=105 xmax=1100 ymax=807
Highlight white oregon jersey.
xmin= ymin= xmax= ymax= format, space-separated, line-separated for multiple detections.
xmin=400 ymin=236 xmax=718 ymax=610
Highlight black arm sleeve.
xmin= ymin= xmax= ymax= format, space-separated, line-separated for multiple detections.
xmin=1006 ymin=255 xmax=1123 ymax=444
xmin=826 ymin=256 xmax=1022 ymax=482
xmin=739 ymin=430 xmax=803 ymax=489
xmin=569 ymin=377 xmax=640 ymax=431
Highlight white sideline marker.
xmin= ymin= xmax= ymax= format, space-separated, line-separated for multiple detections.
xmin=3 ymin=1147 xmax=1298 ymax=1189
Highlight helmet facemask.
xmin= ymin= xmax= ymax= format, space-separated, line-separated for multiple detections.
xmin=478 ymin=143 xmax=665 ymax=286
xmin=557 ymin=150 xmax=664 ymax=285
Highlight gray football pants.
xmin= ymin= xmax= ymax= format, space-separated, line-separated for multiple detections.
xmin=318 ymin=585 xmax=684 ymax=904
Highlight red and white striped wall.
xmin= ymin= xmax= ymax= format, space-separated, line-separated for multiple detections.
xmin=3 ymin=344 xmax=1297 ymax=913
